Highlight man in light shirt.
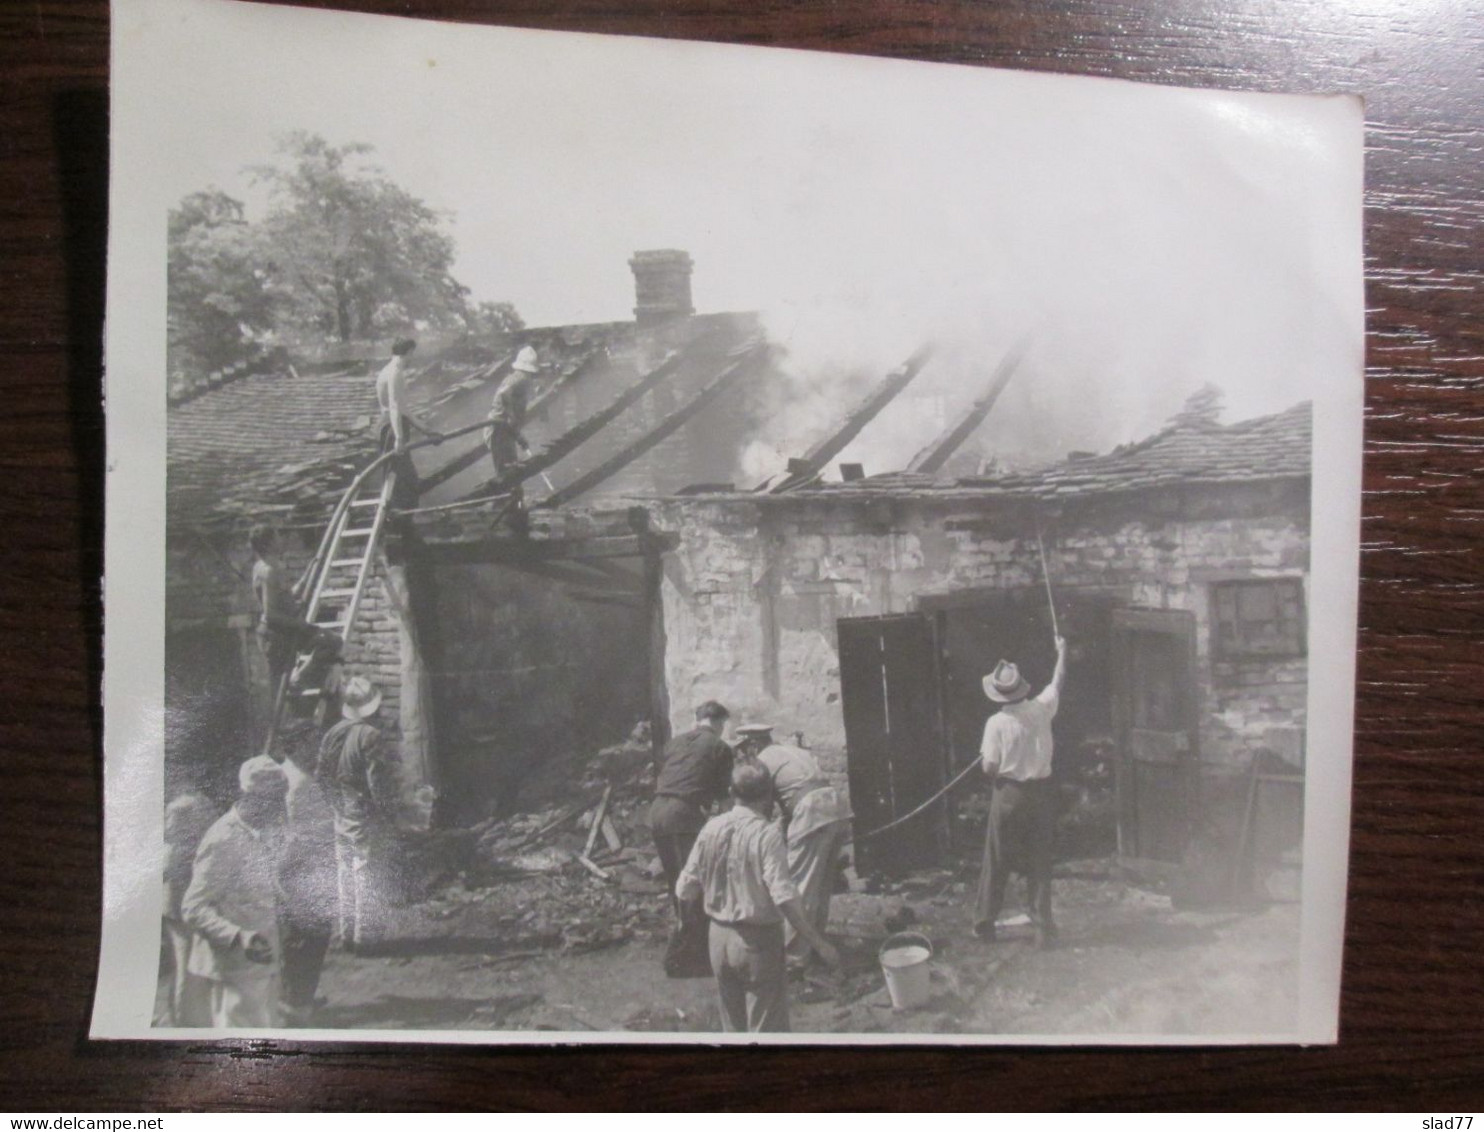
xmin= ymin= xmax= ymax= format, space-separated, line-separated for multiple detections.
xmin=181 ymin=755 xmax=288 ymax=1028
xmin=677 ymin=763 xmax=841 ymax=1032
xmin=743 ymin=726 xmax=853 ymax=971
xmin=973 ymin=633 xmax=1067 ymax=948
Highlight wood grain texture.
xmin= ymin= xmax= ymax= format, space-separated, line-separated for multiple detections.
xmin=2 ymin=0 xmax=1482 ymax=1111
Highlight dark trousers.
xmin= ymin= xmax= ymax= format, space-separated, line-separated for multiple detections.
xmin=974 ymin=777 xmax=1056 ymax=935
xmin=278 ymin=846 xmax=336 ymax=1015
xmin=486 ymin=426 xmax=526 ymax=510
xmin=279 ymin=915 xmax=332 ymax=1013
xmin=654 ymin=826 xmax=710 ymax=977
xmin=709 ymin=920 xmax=789 ymax=1033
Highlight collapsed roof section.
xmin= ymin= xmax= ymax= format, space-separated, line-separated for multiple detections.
xmin=670 ymin=401 xmax=1314 ymax=504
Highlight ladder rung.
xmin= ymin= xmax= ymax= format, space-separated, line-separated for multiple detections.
xmin=341 ymin=527 xmax=376 ymax=538
xmin=330 ymin=557 xmax=368 ymax=568
xmin=319 ymin=588 xmax=357 ymax=598
xmin=349 ymin=498 xmax=380 ymax=508
xmin=314 ymin=620 xmax=347 ymax=630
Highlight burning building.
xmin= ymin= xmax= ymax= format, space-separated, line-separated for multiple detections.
xmin=165 ymin=251 xmax=1309 ymax=878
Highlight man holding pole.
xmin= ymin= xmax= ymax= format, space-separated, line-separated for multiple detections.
xmin=973 ymin=632 xmax=1067 ymax=949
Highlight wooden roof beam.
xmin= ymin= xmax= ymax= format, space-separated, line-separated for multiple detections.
xmin=536 ymin=339 xmax=772 ymax=509
xmin=428 ymin=345 xmax=697 ymax=500
xmin=763 ymin=344 xmax=935 ymax=492
xmin=906 ymin=339 xmax=1028 ymax=475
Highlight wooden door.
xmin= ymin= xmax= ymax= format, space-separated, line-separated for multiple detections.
xmin=838 ymin=613 xmax=949 ymax=875
xmin=1112 ymin=608 xmax=1199 ymax=866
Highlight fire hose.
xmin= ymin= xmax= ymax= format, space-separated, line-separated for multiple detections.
xmin=854 ymin=522 xmax=1061 ymax=843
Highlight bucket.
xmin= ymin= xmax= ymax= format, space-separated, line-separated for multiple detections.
xmin=878 ymin=931 xmax=934 ymax=1010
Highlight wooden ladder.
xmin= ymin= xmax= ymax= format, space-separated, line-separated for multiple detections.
xmin=300 ymin=471 xmax=395 ymax=646
xmin=262 ymin=464 xmax=397 ymax=756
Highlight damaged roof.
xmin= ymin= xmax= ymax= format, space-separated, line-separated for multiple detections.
xmin=954 ymin=400 xmax=1313 ymax=498
xmin=166 ymin=312 xmax=760 ymax=527
xmin=676 ymin=400 xmax=1313 ymax=503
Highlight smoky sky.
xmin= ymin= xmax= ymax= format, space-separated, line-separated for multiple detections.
xmin=141 ymin=0 xmax=1361 ymax=468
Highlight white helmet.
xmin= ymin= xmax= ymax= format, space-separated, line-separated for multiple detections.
xmin=512 ymin=346 xmax=539 ymax=374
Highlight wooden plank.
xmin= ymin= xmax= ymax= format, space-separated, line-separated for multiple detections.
xmin=765 ymin=344 xmax=934 ymax=492
xmin=488 ymin=557 xmax=642 ymax=592
xmin=537 ymin=339 xmax=771 ymax=508
xmin=419 ymin=534 xmax=650 ymax=565
xmin=428 ymin=346 xmax=693 ymax=499
xmin=416 ymin=347 xmax=606 ymax=492
xmin=906 ymin=339 xmax=1027 ymax=474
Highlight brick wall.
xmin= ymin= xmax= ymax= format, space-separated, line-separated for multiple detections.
xmin=648 ymin=479 xmax=1310 ymax=791
xmin=166 ymin=525 xmax=408 ymax=773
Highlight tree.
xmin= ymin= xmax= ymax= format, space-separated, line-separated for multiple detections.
xmin=469 ymin=300 xmax=525 ymax=336
xmin=167 ymin=189 xmax=274 ymax=377
xmin=249 ymin=133 xmax=473 ymax=342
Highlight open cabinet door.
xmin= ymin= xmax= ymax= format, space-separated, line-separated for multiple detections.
xmin=1112 ymin=608 xmax=1199 ymax=869
xmin=838 ymin=613 xmax=949 ymax=875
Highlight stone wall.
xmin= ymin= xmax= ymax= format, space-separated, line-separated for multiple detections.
xmin=648 ymin=479 xmax=1310 ymax=789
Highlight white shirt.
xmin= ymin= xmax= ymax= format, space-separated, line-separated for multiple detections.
xmin=376 ymin=356 xmax=409 ymax=439
xmin=980 ymin=683 xmax=1060 ymax=782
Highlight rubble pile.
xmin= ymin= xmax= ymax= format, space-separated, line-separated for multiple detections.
xmin=409 ymin=721 xmax=672 ymax=953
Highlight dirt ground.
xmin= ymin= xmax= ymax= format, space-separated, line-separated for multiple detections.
xmin=304 ymin=857 xmax=1301 ymax=1037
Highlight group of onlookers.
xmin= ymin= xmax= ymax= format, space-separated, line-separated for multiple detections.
xmin=158 ymin=676 xmax=397 ymax=1028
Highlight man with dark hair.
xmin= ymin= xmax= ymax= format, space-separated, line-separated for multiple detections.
xmin=677 ymin=763 xmax=841 ymax=1032
xmin=973 ymin=633 xmax=1068 ymax=948
xmin=650 ymin=699 xmax=733 ymax=976
xmin=375 ymin=337 xmax=423 ymax=453
xmin=250 ymin=524 xmax=317 ymax=697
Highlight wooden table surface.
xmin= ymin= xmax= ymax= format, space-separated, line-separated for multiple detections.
xmin=3 ymin=0 xmax=1482 ymax=1111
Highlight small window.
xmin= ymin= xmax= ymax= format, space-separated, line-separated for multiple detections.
xmin=1212 ymin=579 xmax=1305 ymax=658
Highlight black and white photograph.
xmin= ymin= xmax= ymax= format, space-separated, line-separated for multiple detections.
xmin=96 ymin=0 xmax=1364 ymax=1043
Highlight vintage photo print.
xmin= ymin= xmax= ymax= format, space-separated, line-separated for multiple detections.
xmin=96 ymin=0 xmax=1364 ymax=1043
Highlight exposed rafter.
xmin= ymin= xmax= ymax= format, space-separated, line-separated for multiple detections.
xmin=536 ymin=339 xmax=772 ymax=509
xmin=427 ymin=347 xmax=698 ymax=501
xmin=906 ymin=339 xmax=1028 ymax=474
xmin=417 ymin=346 xmax=617 ymax=495
xmin=417 ymin=533 xmax=655 ymax=567
xmin=763 ymin=344 xmax=935 ymax=492
xmin=486 ymin=555 xmax=644 ymax=594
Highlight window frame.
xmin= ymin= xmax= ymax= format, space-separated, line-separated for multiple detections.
xmin=1210 ymin=577 xmax=1307 ymax=660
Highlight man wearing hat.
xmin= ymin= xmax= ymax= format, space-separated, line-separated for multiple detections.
xmin=484 ymin=345 xmax=540 ymax=530
xmin=318 ymin=675 xmax=399 ymax=952
xmin=181 ymin=755 xmax=288 ymax=1028
xmin=746 ymin=726 xmax=854 ymax=970
xmin=974 ymin=633 xmax=1068 ymax=948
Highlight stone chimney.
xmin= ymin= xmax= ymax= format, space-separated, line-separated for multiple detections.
xmin=629 ymin=249 xmax=694 ymax=326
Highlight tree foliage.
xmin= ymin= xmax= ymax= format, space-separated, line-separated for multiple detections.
xmin=250 ymin=133 xmax=473 ymax=342
xmin=167 ymin=133 xmax=521 ymax=382
xmin=167 ymin=189 xmax=274 ymax=376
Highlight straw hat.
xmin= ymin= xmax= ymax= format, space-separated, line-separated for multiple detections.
xmin=982 ymin=661 xmax=1031 ymax=704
